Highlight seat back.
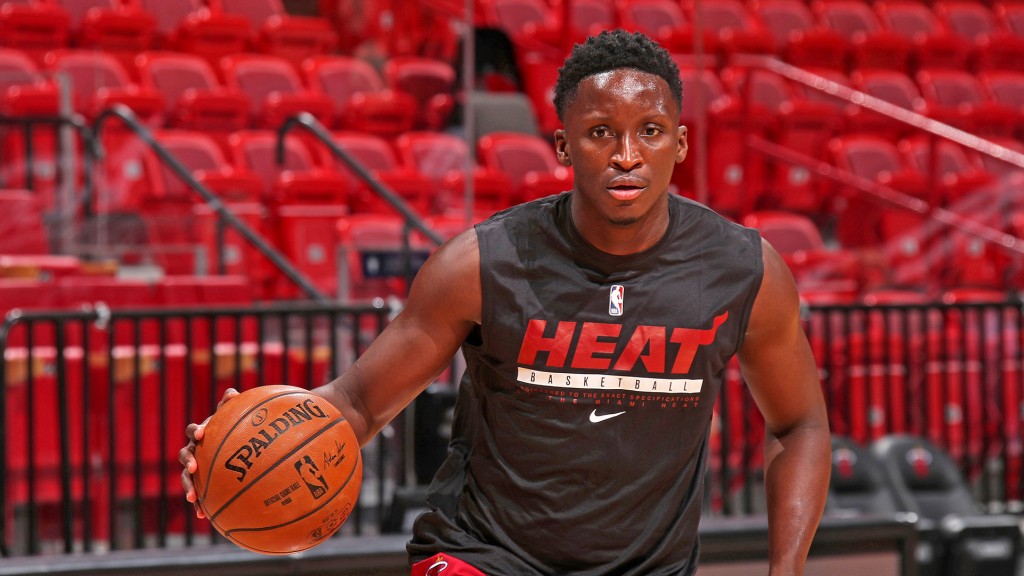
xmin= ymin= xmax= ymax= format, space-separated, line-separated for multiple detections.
xmin=741 ymin=211 xmax=825 ymax=254
xmin=817 ymin=1 xmax=883 ymax=38
xmin=871 ymin=434 xmax=982 ymax=519
xmin=136 ymin=51 xmax=219 ymax=113
xmin=477 ymin=131 xmax=562 ymax=187
xmin=829 ymin=435 xmax=903 ymax=515
xmin=221 ymin=53 xmax=302 ymax=104
xmin=916 ymin=69 xmax=986 ymax=107
xmin=852 ymin=68 xmax=923 ymax=110
xmin=302 ymin=55 xmax=383 ymax=108
xmin=45 ymin=49 xmax=130 ymax=113
xmin=0 ymin=188 xmax=49 ymax=254
xmin=936 ymin=1 xmax=998 ymax=42
xmin=394 ymin=131 xmax=470 ymax=182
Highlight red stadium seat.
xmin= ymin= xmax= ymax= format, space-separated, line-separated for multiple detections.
xmin=897 ymin=135 xmax=996 ymax=203
xmin=323 ymin=131 xmax=434 ymax=216
xmin=0 ymin=188 xmax=50 ymax=256
xmin=382 ymin=56 xmax=456 ymax=131
xmin=135 ymin=51 xmax=250 ymax=137
xmin=915 ymin=68 xmax=1019 ymax=138
xmin=751 ymin=0 xmax=848 ymax=70
xmin=476 ymin=131 xmax=572 ymax=204
xmin=979 ymin=70 xmax=1024 ymax=135
xmin=996 ymin=2 xmax=1024 ymax=37
xmin=0 ymin=188 xmax=80 ymax=289
xmin=131 ymin=0 xmax=249 ymax=66
xmin=673 ymin=63 xmax=773 ymax=219
xmin=848 ymin=68 xmax=925 ymax=140
xmin=617 ymin=0 xmax=719 ymax=57
xmin=219 ymin=53 xmax=333 ymax=129
xmin=227 ymin=129 xmax=348 ymax=207
xmin=568 ymin=0 xmax=618 ymax=46
xmin=975 ymin=136 xmax=1024 ymax=180
xmin=0 ymin=1 xmax=71 ymax=64
xmin=208 ymin=0 xmax=336 ymax=67
xmin=146 ymin=129 xmax=267 ymax=277
xmin=478 ymin=0 xmax=564 ymax=59
xmin=54 ymin=0 xmax=156 ymax=71
xmin=301 ymin=55 xmax=417 ymax=137
xmin=934 ymin=1 xmax=1024 ymax=72
xmin=813 ymin=0 xmax=913 ymax=71
xmin=720 ymin=66 xmax=841 ymax=215
xmin=228 ymin=130 xmax=347 ymax=297
xmin=43 ymin=49 xmax=163 ymax=123
xmin=874 ymin=1 xmax=971 ymax=72
xmin=394 ymin=130 xmax=514 ymax=215
xmin=517 ymin=53 xmax=561 ymax=138
xmin=828 ymin=134 xmax=932 ymax=249
xmin=686 ymin=0 xmax=776 ymax=62
xmin=0 ymin=48 xmax=61 ymax=203
xmin=742 ymin=210 xmax=862 ymax=290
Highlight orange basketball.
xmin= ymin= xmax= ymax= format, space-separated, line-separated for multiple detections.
xmin=192 ymin=385 xmax=362 ymax=555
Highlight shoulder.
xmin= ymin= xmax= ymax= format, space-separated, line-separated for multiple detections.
xmin=743 ymin=238 xmax=800 ymax=347
xmin=406 ymin=227 xmax=481 ymax=325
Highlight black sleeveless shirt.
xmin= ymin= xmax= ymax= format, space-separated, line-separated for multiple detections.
xmin=408 ymin=193 xmax=763 ymax=575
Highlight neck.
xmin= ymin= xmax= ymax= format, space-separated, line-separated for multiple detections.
xmin=569 ymin=196 xmax=671 ymax=256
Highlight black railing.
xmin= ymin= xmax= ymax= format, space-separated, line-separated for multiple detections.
xmin=91 ymin=106 xmax=330 ymax=302
xmin=1 ymin=301 xmax=394 ymax=557
xmin=276 ymin=112 xmax=445 ymax=248
xmin=2 ymin=298 xmax=1022 ymax=558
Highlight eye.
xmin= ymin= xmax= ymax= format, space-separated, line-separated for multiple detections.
xmin=591 ymin=127 xmax=611 ymax=138
xmin=642 ymin=126 xmax=663 ymax=137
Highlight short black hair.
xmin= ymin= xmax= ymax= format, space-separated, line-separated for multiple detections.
xmin=553 ymin=29 xmax=683 ymax=121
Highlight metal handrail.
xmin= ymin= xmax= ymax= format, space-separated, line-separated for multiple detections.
xmin=276 ymin=112 xmax=445 ymax=247
xmin=732 ymin=55 xmax=1024 ymax=171
xmin=730 ymin=55 xmax=1024 ymax=257
xmin=91 ymin=105 xmax=330 ymax=302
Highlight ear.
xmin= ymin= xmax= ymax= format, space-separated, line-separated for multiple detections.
xmin=675 ymin=125 xmax=688 ymax=164
xmin=554 ymin=129 xmax=572 ymax=166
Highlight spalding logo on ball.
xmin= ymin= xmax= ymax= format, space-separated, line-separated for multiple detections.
xmin=192 ymin=385 xmax=363 ymax=555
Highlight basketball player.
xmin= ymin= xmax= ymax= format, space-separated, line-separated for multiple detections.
xmin=181 ymin=29 xmax=830 ymax=575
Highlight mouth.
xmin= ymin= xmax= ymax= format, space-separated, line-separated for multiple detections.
xmin=606 ymin=183 xmax=647 ymax=201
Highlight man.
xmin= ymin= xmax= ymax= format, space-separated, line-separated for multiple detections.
xmin=181 ymin=29 xmax=830 ymax=575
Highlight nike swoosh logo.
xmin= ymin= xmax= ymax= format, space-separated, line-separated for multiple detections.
xmin=589 ymin=409 xmax=626 ymax=423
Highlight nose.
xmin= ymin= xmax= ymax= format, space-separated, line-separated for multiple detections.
xmin=611 ymin=133 xmax=642 ymax=171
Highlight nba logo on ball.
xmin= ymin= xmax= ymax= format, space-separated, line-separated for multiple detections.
xmin=609 ymin=285 xmax=624 ymax=316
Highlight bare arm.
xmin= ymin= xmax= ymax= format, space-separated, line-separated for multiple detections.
xmin=737 ymin=239 xmax=831 ymax=576
xmin=180 ymin=230 xmax=481 ymax=510
xmin=313 ymin=230 xmax=481 ymax=445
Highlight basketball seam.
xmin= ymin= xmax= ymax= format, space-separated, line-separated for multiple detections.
xmin=220 ymin=449 xmax=362 ymax=554
xmin=197 ymin=389 xmax=315 ymax=504
xmin=207 ymin=416 xmax=351 ymax=522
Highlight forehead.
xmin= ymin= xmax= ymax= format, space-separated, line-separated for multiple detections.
xmin=568 ymin=68 xmax=678 ymax=120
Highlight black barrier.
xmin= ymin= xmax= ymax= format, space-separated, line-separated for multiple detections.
xmin=0 ymin=301 xmax=394 ymax=557
xmin=2 ymin=298 xmax=1022 ymax=564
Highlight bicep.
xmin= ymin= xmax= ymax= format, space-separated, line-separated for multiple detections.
xmin=317 ymin=230 xmax=481 ymax=444
xmin=737 ymin=240 xmax=825 ymax=434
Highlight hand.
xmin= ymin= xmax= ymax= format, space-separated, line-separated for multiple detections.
xmin=179 ymin=388 xmax=239 ymax=518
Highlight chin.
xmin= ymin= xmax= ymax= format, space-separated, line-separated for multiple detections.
xmin=607 ymin=215 xmax=641 ymax=227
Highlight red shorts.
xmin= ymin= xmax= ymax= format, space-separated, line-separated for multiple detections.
xmin=411 ymin=553 xmax=486 ymax=576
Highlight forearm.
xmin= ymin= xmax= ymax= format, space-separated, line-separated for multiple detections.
xmin=763 ymin=420 xmax=831 ymax=576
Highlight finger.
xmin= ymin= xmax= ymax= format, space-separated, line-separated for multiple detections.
xmin=178 ymin=444 xmax=193 ymax=467
xmin=217 ymin=388 xmax=239 ymax=409
xmin=181 ymin=469 xmax=196 ymax=503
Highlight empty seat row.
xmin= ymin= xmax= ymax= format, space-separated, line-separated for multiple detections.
xmin=483 ymin=0 xmax=1024 ymax=75
xmin=0 ymin=0 xmax=337 ymax=70
xmin=0 ymin=46 xmax=457 ymax=135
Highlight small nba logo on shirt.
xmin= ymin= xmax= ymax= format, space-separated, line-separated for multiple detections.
xmin=609 ymin=285 xmax=624 ymax=316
